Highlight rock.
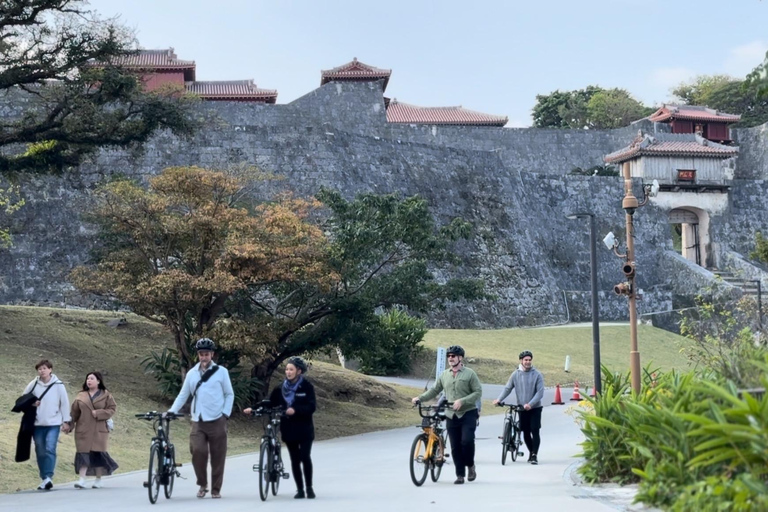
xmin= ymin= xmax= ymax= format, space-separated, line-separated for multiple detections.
xmin=107 ymin=317 xmax=127 ymax=328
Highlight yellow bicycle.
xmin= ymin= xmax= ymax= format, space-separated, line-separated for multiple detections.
xmin=409 ymin=401 xmax=452 ymax=486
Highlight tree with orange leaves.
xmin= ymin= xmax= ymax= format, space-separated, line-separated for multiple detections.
xmin=71 ymin=166 xmax=332 ymax=375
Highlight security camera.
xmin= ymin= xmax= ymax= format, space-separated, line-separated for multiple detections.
xmin=603 ymin=232 xmax=616 ymax=250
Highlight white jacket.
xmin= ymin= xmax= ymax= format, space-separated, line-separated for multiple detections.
xmin=169 ymin=363 xmax=234 ymax=422
xmin=23 ymin=374 xmax=71 ymax=426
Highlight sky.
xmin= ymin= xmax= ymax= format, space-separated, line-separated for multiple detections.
xmin=87 ymin=0 xmax=768 ymax=127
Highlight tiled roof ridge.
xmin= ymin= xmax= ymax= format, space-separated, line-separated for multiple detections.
xmin=649 ymin=103 xmax=740 ymax=122
xmin=604 ymin=130 xmax=738 ymax=163
xmin=321 ymin=57 xmax=391 ymax=75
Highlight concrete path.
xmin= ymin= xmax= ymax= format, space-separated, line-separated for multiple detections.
xmin=0 ymin=403 xmax=628 ymax=511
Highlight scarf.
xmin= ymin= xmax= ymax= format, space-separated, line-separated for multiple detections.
xmin=281 ymin=376 xmax=304 ymax=407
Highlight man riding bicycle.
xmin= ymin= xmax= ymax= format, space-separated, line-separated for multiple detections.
xmin=493 ymin=350 xmax=544 ymax=465
xmin=412 ymin=345 xmax=482 ymax=484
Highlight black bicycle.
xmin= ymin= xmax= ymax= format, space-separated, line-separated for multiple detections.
xmin=135 ymin=411 xmax=183 ymax=504
xmin=250 ymin=401 xmax=289 ymax=501
xmin=497 ymin=403 xmax=525 ymax=464
xmin=409 ymin=400 xmax=451 ymax=486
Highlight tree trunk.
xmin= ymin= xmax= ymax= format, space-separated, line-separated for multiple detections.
xmin=251 ymin=360 xmax=280 ymax=401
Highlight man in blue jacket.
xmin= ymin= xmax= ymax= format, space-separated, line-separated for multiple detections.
xmin=169 ymin=338 xmax=234 ymax=499
xmin=493 ymin=350 xmax=545 ymax=464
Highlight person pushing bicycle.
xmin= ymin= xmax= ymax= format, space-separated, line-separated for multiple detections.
xmin=493 ymin=350 xmax=544 ymax=465
xmin=168 ymin=338 xmax=234 ymax=499
xmin=411 ymin=345 xmax=481 ymax=484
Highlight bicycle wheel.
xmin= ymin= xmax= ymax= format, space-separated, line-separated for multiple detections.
xmin=258 ymin=441 xmax=271 ymax=501
xmin=271 ymin=445 xmax=280 ymax=496
xmin=409 ymin=434 xmax=429 ymax=486
xmin=501 ymin=421 xmax=511 ymax=465
xmin=510 ymin=424 xmax=520 ymax=462
xmin=429 ymin=434 xmax=445 ymax=482
xmin=163 ymin=445 xmax=175 ymax=499
xmin=147 ymin=442 xmax=161 ymax=504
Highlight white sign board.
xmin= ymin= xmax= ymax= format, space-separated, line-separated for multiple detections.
xmin=436 ymin=347 xmax=447 ymax=380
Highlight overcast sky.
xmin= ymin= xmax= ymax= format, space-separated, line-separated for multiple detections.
xmin=88 ymin=0 xmax=768 ymax=127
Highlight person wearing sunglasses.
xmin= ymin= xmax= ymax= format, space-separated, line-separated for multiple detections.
xmin=411 ymin=345 xmax=481 ymax=484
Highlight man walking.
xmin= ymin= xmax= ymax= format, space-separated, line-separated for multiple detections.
xmin=169 ymin=338 xmax=234 ymax=499
xmin=493 ymin=350 xmax=544 ymax=464
xmin=412 ymin=345 xmax=482 ymax=484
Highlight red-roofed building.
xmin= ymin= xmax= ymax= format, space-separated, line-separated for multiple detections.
xmin=321 ymin=58 xmax=392 ymax=91
xmin=386 ymin=99 xmax=508 ymax=126
xmin=648 ymin=104 xmax=740 ymax=143
xmin=89 ymin=49 xmax=277 ymax=103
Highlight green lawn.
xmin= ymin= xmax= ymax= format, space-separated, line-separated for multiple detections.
xmin=415 ymin=324 xmax=693 ymax=387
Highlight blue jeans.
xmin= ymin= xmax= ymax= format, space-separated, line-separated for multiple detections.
xmin=33 ymin=426 xmax=60 ymax=480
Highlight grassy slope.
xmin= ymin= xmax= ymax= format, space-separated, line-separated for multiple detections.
xmin=0 ymin=306 xmax=421 ymax=494
xmin=414 ymin=324 xmax=693 ymax=386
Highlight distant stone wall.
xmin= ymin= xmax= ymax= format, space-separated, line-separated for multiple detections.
xmin=0 ymin=81 xmax=766 ymax=329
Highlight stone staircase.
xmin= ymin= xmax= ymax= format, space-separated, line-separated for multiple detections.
xmin=711 ymin=270 xmax=762 ymax=298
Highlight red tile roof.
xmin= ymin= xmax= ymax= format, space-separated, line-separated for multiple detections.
xmin=649 ymin=104 xmax=740 ymax=123
xmin=321 ymin=58 xmax=391 ymax=91
xmin=185 ymin=80 xmax=277 ymax=103
xmin=604 ymin=131 xmax=738 ymax=163
xmin=386 ymin=99 xmax=508 ymax=126
xmin=99 ymin=48 xmax=195 ymax=70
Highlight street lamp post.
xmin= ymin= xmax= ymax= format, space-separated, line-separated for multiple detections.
xmin=566 ymin=212 xmax=601 ymax=394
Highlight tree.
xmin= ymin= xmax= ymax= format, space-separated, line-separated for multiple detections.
xmin=745 ymin=49 xmax=768 ymax=99
xmin=586 ymin=89 xmax=654 ymax=129
xmin=70 ymin=166 xmax=332 ymax=376
xmin=213 ymin=189 xmax=486 ymax=388
xmin=0 ymin=0 xmax=196 ymax=174
xmin=672 ymin=75 xmax=734 ymax=105
xmin=532 ymin=86 xmax=651 ymax=129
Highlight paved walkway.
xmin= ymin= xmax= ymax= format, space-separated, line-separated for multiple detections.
xmin=1 ymin=402 xmax=640 ymax=511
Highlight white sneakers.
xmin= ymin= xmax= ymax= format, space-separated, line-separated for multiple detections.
xmin=74 ymin=477 xmax=103 ymax=489
xmin=37 ymin=477 xmax=52 ymax=490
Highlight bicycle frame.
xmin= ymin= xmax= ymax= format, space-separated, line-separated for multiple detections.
xmin=415 ymin=402 xmax=450 ymax=462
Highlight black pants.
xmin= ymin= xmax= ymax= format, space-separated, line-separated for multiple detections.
xmin=285 ymin=440 xmax=313 ymax=490
xmin=519 ymin=407 xmax=542 ymax=455
xmin=446 ymin=409 xmax=478 ymax=477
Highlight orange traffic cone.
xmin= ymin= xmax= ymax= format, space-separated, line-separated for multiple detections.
xmin=551 ymin=384 xmax=565 ymax=405
xmin=570 ymin=381 xmax=582 ymax=401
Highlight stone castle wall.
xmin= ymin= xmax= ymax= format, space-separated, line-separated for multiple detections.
xmin=1 ymin=81 xmax=767 ymax=327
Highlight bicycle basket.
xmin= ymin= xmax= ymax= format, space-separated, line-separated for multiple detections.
xmin=421 ymin=417 xmax=432 ymax=428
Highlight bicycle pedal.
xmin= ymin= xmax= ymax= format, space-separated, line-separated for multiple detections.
xmin=175 ymin=463 xmax=182 ymax=467
xmin=142 ymin=481 xmax=149 ymax=488
xmin=282 ymin=473 xmax=290 ymax=480
xmin=444 ymin=454 xmax=450 ymax=458
xmin=252 ymin=464 xmax=260 ymax=472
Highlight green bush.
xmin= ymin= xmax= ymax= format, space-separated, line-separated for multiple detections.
xmin=354 ymin=309 xmax=427 ymax=376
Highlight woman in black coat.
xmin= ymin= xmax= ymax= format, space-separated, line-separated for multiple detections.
xmin=246 ymin=356 xmax=317 ymax=499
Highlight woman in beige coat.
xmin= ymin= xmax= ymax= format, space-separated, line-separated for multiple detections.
xmin=66 ymin=371 xmax=118 ymax=489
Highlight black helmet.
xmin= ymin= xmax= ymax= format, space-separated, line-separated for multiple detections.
xmin=447 ymin=345 xmax=465 ymax=358
xmin=287 ymin=356 xmax=308 ymax=373
xmin=195 ymin=338 xmax=216 ymax=352
xmin=519 ymin=350 xmax=533 ymax=360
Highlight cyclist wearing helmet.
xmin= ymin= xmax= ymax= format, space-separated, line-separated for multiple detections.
xmin=245 ymin=356 xmax=317 ymax=499
xmin=169 ymin=338 xmax=234 ymax=499
xmin=411 ymin=345 xmax=482 ymax=484
xmin=493 ymin=350 xmax=544 ymax=464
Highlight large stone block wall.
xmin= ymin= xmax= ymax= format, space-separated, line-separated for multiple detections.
xmin=1 ymin=82 xmax=767 ymax=328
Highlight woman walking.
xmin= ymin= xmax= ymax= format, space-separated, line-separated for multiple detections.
xmin=245 ymin=357 xmax=317 ymax=499
xmin=66 ymin=372 xmax=118 ymax=489
xmin=20 ymin=360 xmax=70 ymax=490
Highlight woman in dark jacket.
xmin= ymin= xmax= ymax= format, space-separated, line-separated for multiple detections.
xmin=245 ymin=356 xmax=316 ymax=499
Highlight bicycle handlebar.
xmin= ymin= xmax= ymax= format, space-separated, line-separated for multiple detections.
xmin=251 ymin=406 xmax=285 ymax=417
xmin=414 ymin=401 xmax=454 ymax=418
xmin=496 ymin=402 xmax=526 ymax=411
xmin=134 ymin=411 xmax=184 ymax=420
